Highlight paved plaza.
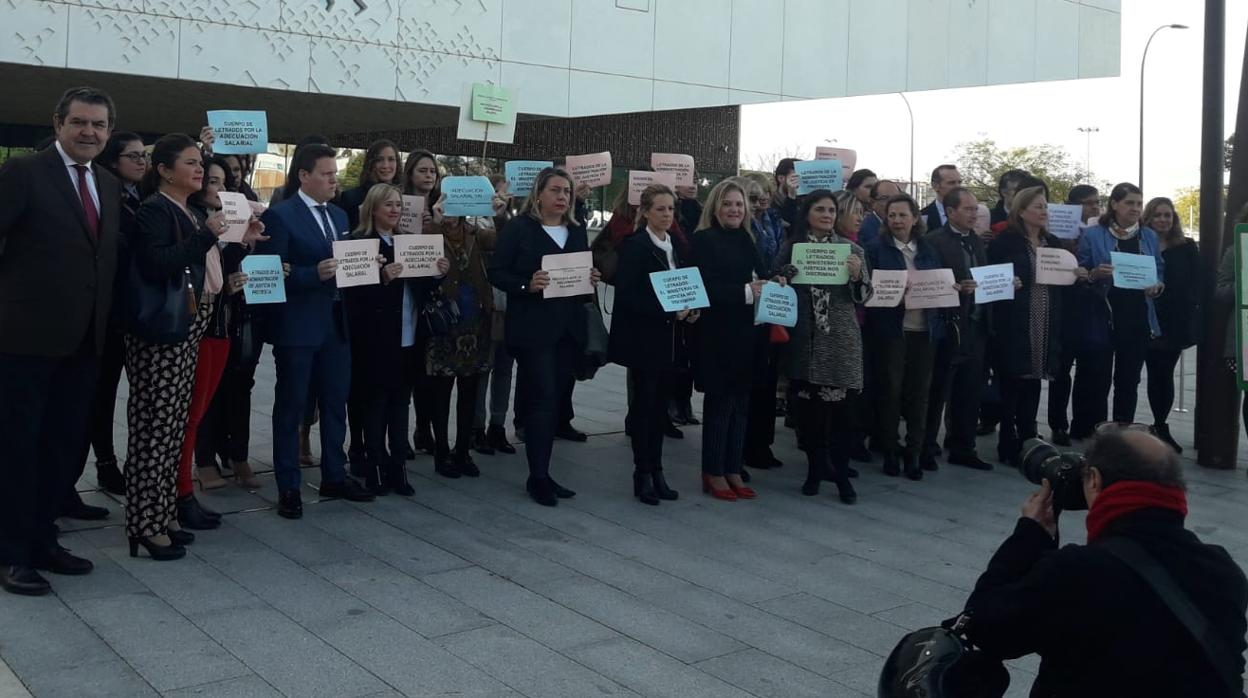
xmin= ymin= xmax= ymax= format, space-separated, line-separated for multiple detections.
xmin=1 ymin=347 xmax=1246 ymax=697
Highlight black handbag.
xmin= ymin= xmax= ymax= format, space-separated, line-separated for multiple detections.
xmin=879 ymin=614 xmax=1010 ymax=698
xmin=576 ymin=294 xmax=609 ymax=381
xmin=418 ymin=286 xmax=461 ymax=337
xmin=121 ymin=202 xmax=198 ymax=345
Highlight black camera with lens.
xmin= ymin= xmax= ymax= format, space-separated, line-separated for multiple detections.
xmin=1018 ymin=438 xmax=1088 ymax=512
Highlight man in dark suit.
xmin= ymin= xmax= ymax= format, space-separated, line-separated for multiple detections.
xmin=0 ymin=87 xmax=121 ymax=595
xmin=919 ymin=164 xmax=962 ymax=232
xmin=256 ymin=144 xmax=374 ymax=519
xmin=922 ymin=187 xmax=994 ymax=471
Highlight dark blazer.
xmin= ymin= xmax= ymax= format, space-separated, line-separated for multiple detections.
xmin=488 ymin=214 xmax=590 ymax=352
xmin=924 ymin=223 xmax=992 ymax=348
xmin=255 ymin=194 xmax=350 ymax=347
xmin=0 ymin=145 xmax=120 ymax=356
xmin=1153 ymin=239 xmax=1201 ymax=351
xmin=863 ymin=235 xmax=946 ymax=342
xmin=690 ymin=223 xmax=768 ymax=395
xmin=989 ymin=200 xmax=1008 ymax=226
xmin=336 ymin=183 xmax=384 ymax=235
xmin=131 ymin=194 xmax=216 ymax=293
xmin=986 ymin=228 xmax=1063 ymax=378
xmin=608 ymin=230 xmax=683 ymax=371
xmin=966 ymin=510 xmax=1247 ymax=697
xmin=920 ymin=202 xmax=944 ymax=233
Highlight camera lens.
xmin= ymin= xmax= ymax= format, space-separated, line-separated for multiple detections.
xmin=1018 ymin=438 xmax=1058 ymax=485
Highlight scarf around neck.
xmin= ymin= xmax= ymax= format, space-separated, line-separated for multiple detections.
xmin=1086 ymin=480 xmax=1188 ymax=543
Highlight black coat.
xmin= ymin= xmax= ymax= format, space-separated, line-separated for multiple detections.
xmin=608 ymin=231 xmax=683 ymax=371
xmin=924 ymin=223 xmax=992 ymax=350
xmin=690 ymin=223 xmax=767 ymax=395
xmin=0 ymin=146 xmax=121 ymax=356
xmin=920 ymin=201 xmax=944 ymax=233
xmin=1153 ymin=239 xmax=1201 ymax=351
xmin=488 ymin=214 xmax=590 ymax=352
xmin=966 ymin=511 xmax=1247 ymax=697
xmin=337 ymin=184 xmax=375 ymax=235
xmin=986 ymin=228 xmax=1063 ymax=378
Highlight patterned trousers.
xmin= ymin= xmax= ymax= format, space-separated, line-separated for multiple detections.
xmin=123 ymin=299 xmax=212 ymax=539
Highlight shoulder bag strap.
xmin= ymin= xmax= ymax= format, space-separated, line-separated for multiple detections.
xmin=1100 ymin=537 xmax=1245 ymax=697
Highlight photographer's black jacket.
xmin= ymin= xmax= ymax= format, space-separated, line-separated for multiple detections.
xmin=965 ymin=511 xmax=1247 ymax=697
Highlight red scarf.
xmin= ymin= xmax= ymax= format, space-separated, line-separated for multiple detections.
xmin=1085 ymin=481 xmax=1188 ymax=542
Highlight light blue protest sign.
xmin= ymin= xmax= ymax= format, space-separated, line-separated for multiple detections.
xmin=1110 ymin=251 xmax=1158 ymax=290
xmin=754 ymin=282 xmax=798 ymax=327
xmin=239 ymin=254 xmax=286 ymax=304
xmin=795 ymin=159 xmax=842 ymax=195
xmin=505 ymin=160 xmax=552 ymax=197
xmin=648 ymin=267 xmax=710 ymax=313
xmin=440 ymin=176 xmax=496 ymax=217
xmin=206 ymin=110 xmax=268 ymax=154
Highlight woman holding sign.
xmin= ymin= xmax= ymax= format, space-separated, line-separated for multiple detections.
xmin=488 ymin=167 xmax=600 ymax=507
xmin=344 ymin=184 xmax=449 ymax=495
xmin=864 ymin=194 xmax=944 ymax=480
xmin=1142 ymin=197 xmax=1200 ymax=452
xmin=338 ymin=139 xmax=400 ymax=232
xmin=123 ymin=134 xmax=264 ymax=560
xmin=1076 ymin=182 xmax=1165 ymax=429
xmin=987 ymin=186 xmax=1072 ymax=465
xmin=775 ymin=190 xmax=869 ymax=503
xmin=608 ymin=184 xmax=692 ymax=505
xmin=402 ymin=149 xmax=441 ymax=455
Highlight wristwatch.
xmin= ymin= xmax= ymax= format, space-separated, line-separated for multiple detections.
xmin=519 ymin=283 xmax=528 ymax=293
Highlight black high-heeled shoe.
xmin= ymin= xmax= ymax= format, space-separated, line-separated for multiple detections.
xmin=633 ymin=471 xmax=660 ymax=506
xmin=167 ymin=528 xmax=195 ymax=546
xmin=651 ymin=470 xmax=679 ymax=500
xmin=129 ymin=537 xmax=186 ymax=561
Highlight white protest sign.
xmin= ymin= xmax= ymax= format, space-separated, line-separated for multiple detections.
xmin=542 ymin=251 xmax=594 ymax=298
xmin=1046 ymin=204 xmax=1084 ymax=240
xmin=455 ymin=83 xmax=517 ymax=144
xmin=1036 ymin=247 xmax=1078 ymax=286
xmin=814 ymin=146 xmax=857 ymax=182
xmin=864 ymin=269 xmax=907 ymax=308
xmin=650 ymin=153 xmax=695 ymax=187
xmin=970 ymin=263 xmax=1015 ymax=304
xmin=566 ymin=152 xmax=612 ymax=188
xmin=904 ymin=268 xmax=960 ymax=309
xmin=398 ymin=195 xmax=425 ymax=236
xmin=628 ymin=171 xmax=678 ymax=206
xmin=332 ymin=238 xmax=380 ymax=288
xmin=395 ymin=234 xmax=444 ymax=278
xmin=217 ymin=192 xmax=251 ymax=243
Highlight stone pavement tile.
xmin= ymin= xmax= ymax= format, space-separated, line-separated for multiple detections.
xmin=20 ymin=658 xmax=159 ymax=698
xmin=304 ymin=506 xmax=472 ymax=578
xmin=225 ymin=509 xmax=374 ymax=566
xmin=101 ymin=549 xmax=261 ymax=617
xmin=695 ymin=648 xmax=870 ymax=698
xmin=423 ymin=566 xmax=618 ymax=651
xmin=568 ymin=636 xmax=753 ymax=698
xmin=44 ymin=547 xmax=151 ymax=602
xmin=163 ymin=675 xmax=284 ymax=698
xmin=797 ymin=554 xmax=967 ymax=616
xmin=406 ymin=481 xmax=561 ymax=540
xmin=0 ymin=655 xmax=31 ymax=698
xmin=187 ymin=604 xmax=387 ymax=698
xmin=869 ymin=601 xmax=954 ymax=632
xmin=436 ymin=625 xmax=637 ymax=698
xmin=648 ymin=583 xmax=881 ymax=679
xmin=313 ymin=611 xmax=515 ymax=697
xmin=530 ymin=574 xmax=746 ymax=663
xmin=65 ymin=592 xmax=249 ymax=692
xmin=754 ymin=593 xmax=909 ymax=657
xmin=198 ymin=549 xmax=372 ymax=628
xmin=312 ymin=558 xmax=494 ymax=639
xmin=0 ymin=595 xmax=121 ymax=678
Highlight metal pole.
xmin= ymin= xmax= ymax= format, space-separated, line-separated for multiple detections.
xmin=898 ymin=92 xmax=914 ymax=197
xmin=1140 ymin=24 xmax=1188 ymax=188
xmin=1175 ymin=351 xmax=1189 ymax=412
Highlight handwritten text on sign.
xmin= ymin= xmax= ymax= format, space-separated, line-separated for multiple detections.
xmin=217 ymin=192 xmax=251 ymax=243
xmin=650 ymin=153 xmax=695 ymax=187
xmin=333 ymin=239 xmax=380 ymax=288
xmin=628 ymin=170 xmax=678 ymax=206
xmin=1046 ymin=204 xmax=1084 ymax=240
xmin=239 ymin=255 xmax=286 ymax=304
xmin=565 ymin=151 xmax=612 ymax=188
xmin=398 ymin=195 xmax=424 ymax=236
xmin=395 ymin=234 xmax=444 ymax=278
xmin=1110 ymin=251 xmax=1158 ymax=290
xmin=649 ymin=267 xmax=710 ymax=312
xmin=541 ymin=251 xmax=594 ymax=299
xmin=1036 ymin=247 xmax=1078 ymax=286
xmin=206 ymin=110 xmax=268 ymax=154
xmin=755 ymin=282 xmax=798 ymax=327
xmin=790 ymin=243 xmax=850 ymax=285
xmin=904 ymin=268 xmax=959 ymax=309
xmin=970 ymin=263 xmax=1015 ymax=304
xmin=864 ymin=269 xmax=907 ymax=308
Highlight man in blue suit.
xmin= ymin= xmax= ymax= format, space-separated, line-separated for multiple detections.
xmin=256 ymin=143 xmax=374 ymax=518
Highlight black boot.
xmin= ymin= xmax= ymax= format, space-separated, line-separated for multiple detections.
xmin=633 ymin=471 xmax=660 ymax=505
xmin=472 ymin=428 xmax=495 ymax=456
xmin=903 ymin=453 xmax=923 ymax=481
xmin=651 ymin=469 xmax=679 ymax=500
xmin=453 ymin=448 xmax=480 ymax=477
xmin=802 ymin=449 xmax=825 ymax=496
xmin=384 ymin=461 xmax=415 ymax=497
xmin=485 ymin=425 xmax=516 ymax=454
xmin=1152 ymin=424 xmax=1182 ymax=453
xmin=176 ymin=495 xmax=221 ymax=531
xmin=96 ymin=457 xmax=125 ymax=496
xmin=831 ymin=457 xmax=857 ymax=504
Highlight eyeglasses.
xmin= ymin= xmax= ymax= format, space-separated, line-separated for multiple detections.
xmin=749 ymin=196 xmax=768 ymax=204
xmin=119 ymin=152 xmax=148 ymax=163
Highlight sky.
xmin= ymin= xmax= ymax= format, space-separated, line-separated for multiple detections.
xmin=739 ymin=0 xmax=1247 ymax=204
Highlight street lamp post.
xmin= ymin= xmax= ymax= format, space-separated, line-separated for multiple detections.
xmin=1077 ymin=126 xmax=1099 ymax=175
xmin=1140 ymin=23 xmax=1188 ymax=188
xmin=898 ymin=92 xmax=914 ymax=196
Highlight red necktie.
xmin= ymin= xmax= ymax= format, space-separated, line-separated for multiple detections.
xmin=73 ymin=164 xmax=100 ymax=239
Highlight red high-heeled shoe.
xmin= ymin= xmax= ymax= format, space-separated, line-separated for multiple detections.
xmin=726 ymin=477 xmax=757 ymax=499
xmin=702 ymin=475 xmax=738 ymax=501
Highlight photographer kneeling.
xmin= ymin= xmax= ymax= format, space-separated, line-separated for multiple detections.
xmin=965 ymin=431 xmax=1247 ymax=697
